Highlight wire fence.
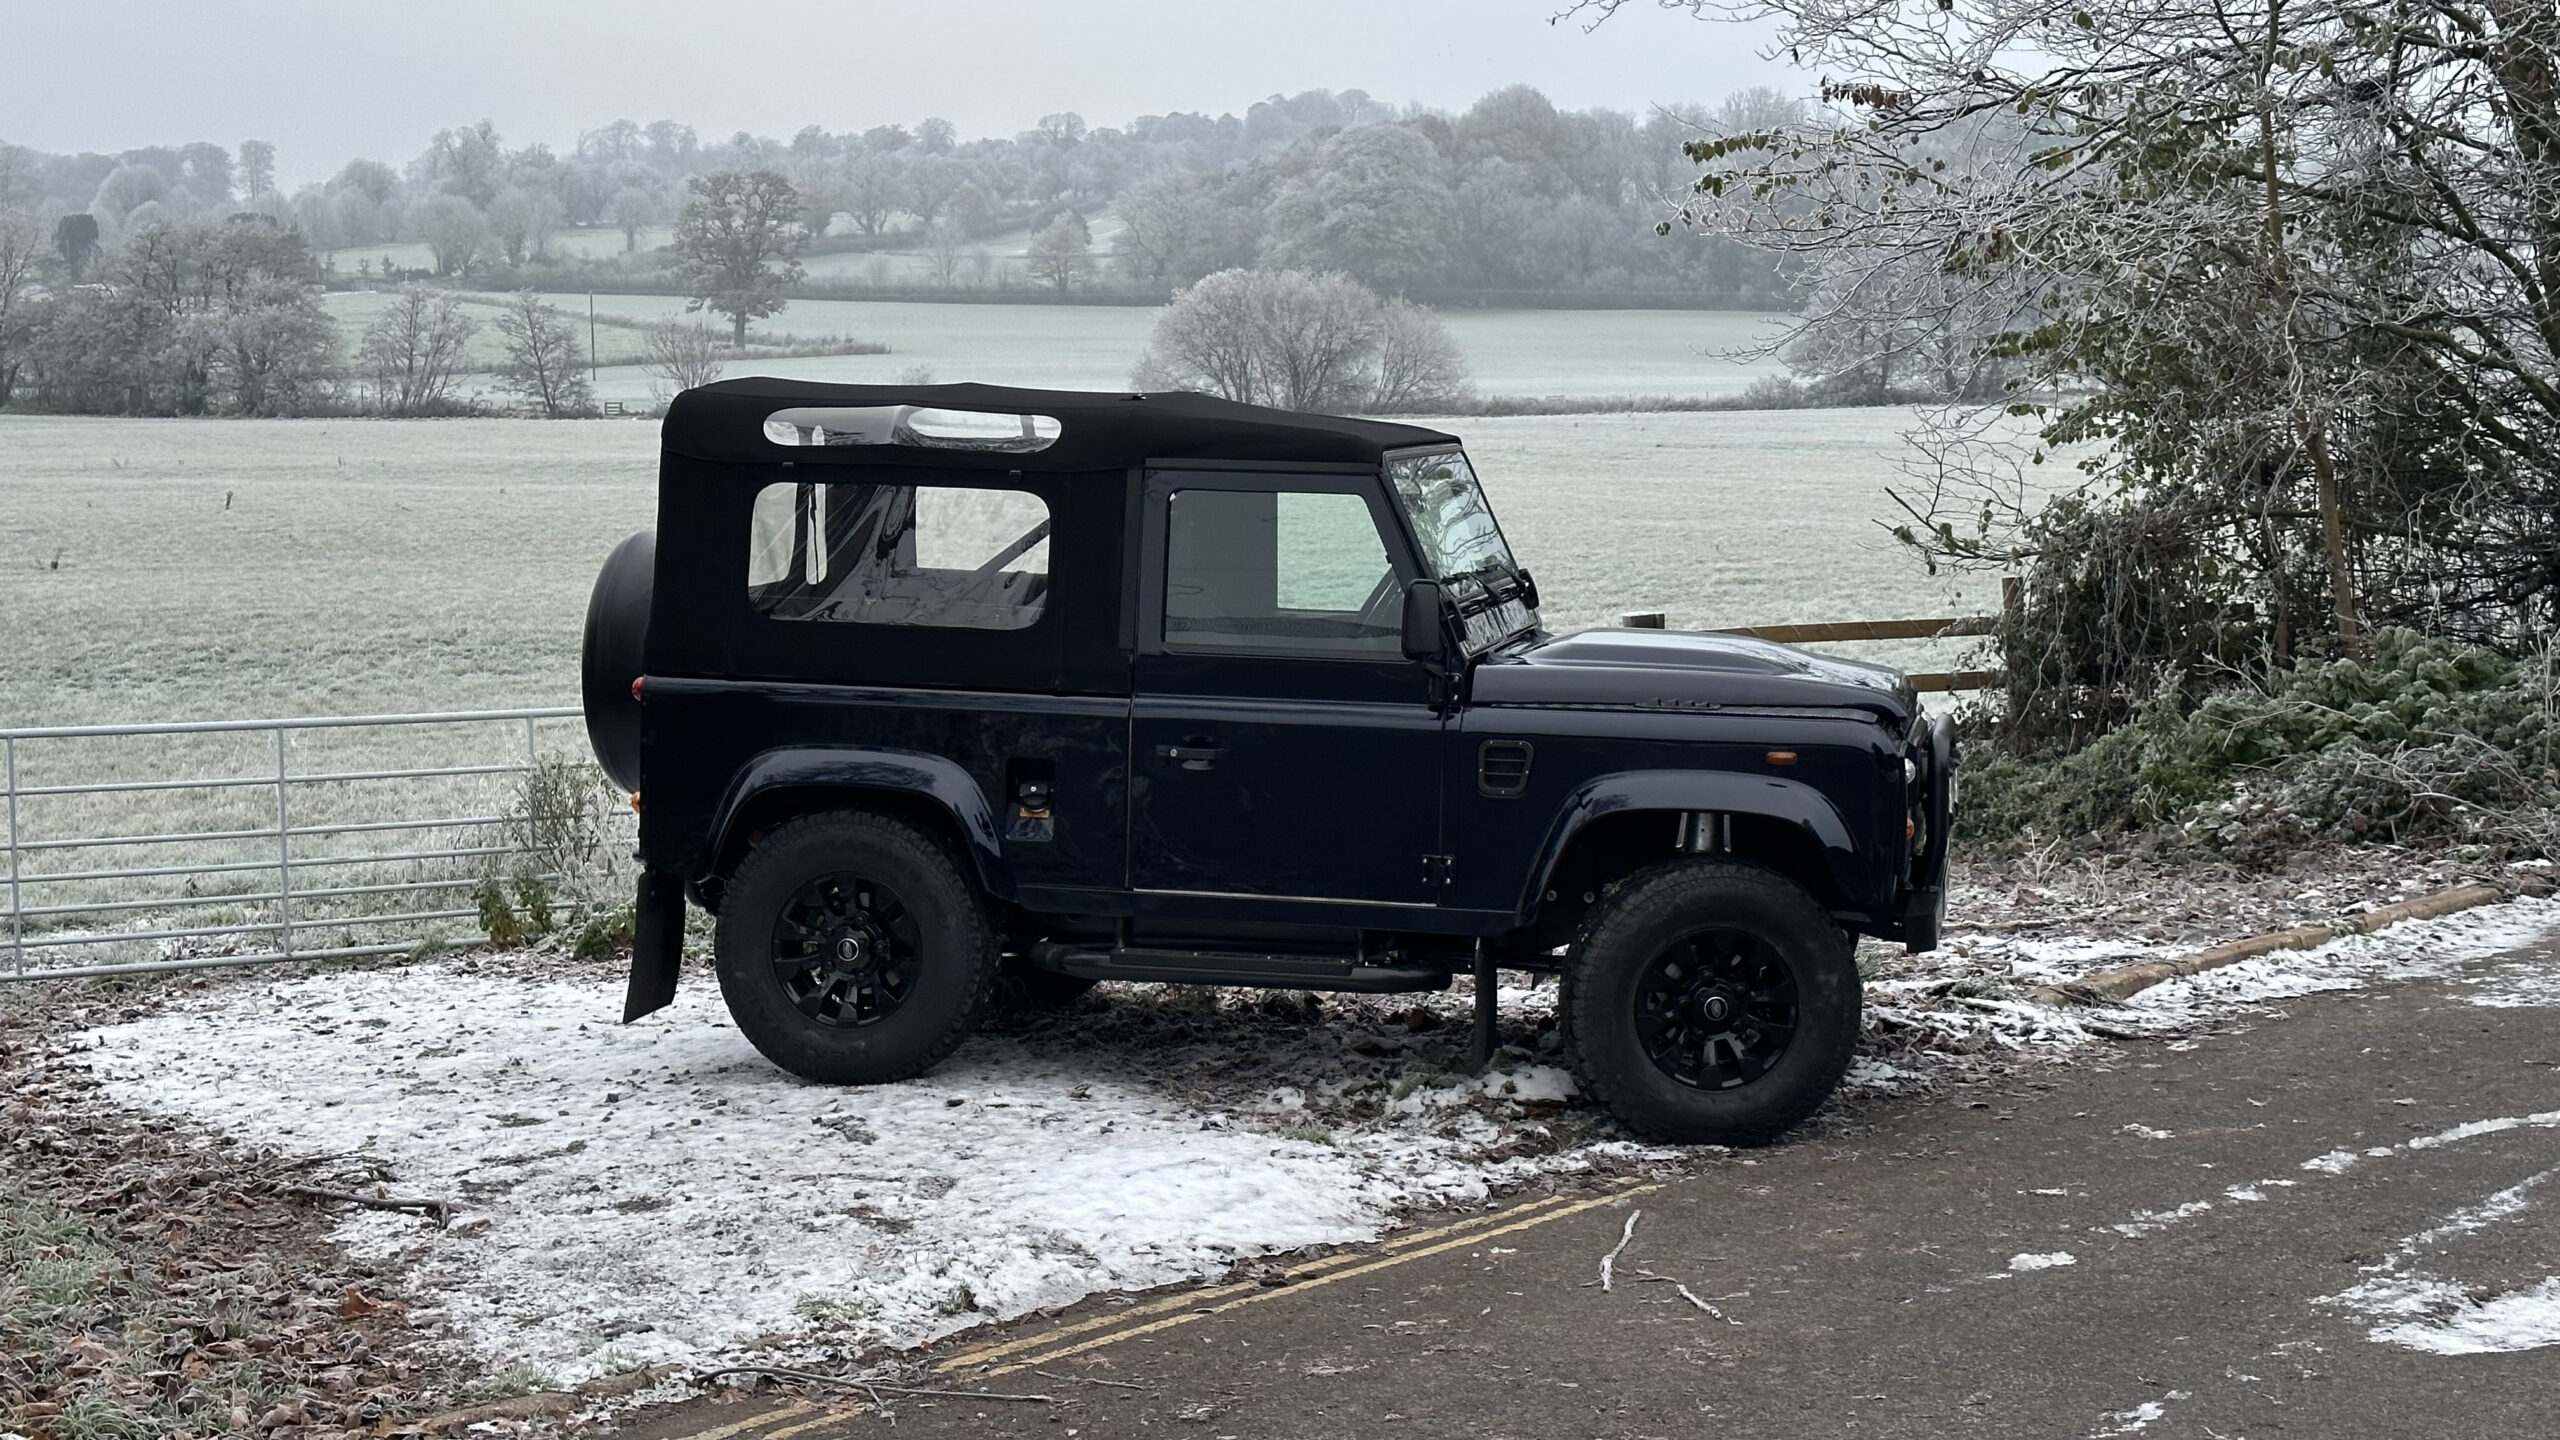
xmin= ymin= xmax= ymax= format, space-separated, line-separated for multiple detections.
xmin=3 ymin=708 xmax=632 ymax=982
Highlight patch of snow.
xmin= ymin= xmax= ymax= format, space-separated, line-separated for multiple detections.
xmin=2126 ymin=897 xmax=2560 ymax=1014
xmin=1842 ymin=1057 xmax=1922 ymax=1092
xmin=2303 ymin=1149 xmax=2361 ymax=1175
xmin=2090 ymin=1399 xmax=2167 ymax=1435
xmin=2119 ymin=1123 xmax=2176 ymax=1140
xmin=2009 ymin=1251 xmax=2077 ymax=1272
xmin=2318 ymin=1166 xmax=2560 ymax=1354
xmin=2111 ymin=1200 xmax=2213 ymax=1237
xmin=74 ymin=965 xmax=1648 ymax=1381
xmin=2224 ymin=1186 xmax=2267 ymax=1202
xmin=2369 ymin=1278 xmax=2560 ymax=1356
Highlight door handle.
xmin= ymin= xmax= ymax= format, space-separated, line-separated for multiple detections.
xmin=1155 ymin=741 xmax=1221 ymax=771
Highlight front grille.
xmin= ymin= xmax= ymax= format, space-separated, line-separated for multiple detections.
xmin=1477 ymin=739 xmax=1534 ymax=798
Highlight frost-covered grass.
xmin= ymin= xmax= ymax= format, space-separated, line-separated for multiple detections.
xmin=308 ymin=297 xmax=1794 ymax=410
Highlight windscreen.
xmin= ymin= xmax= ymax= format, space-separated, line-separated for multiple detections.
xmin=1385 ymin=449 xmax=1535 ymax=650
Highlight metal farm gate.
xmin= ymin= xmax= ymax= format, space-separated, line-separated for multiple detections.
xmin=2 ymin=707 xmax=628 ymax=982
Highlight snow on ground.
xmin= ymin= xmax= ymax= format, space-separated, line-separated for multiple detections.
xmin=71 ymin=965 xmax=1653 ymax=1383
xmin=1851 ymin=896 xmax=2560 ymax=1079
xmin=62 ymin=893 xmax=2560 ymax=1382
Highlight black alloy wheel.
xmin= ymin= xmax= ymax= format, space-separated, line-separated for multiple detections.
xmin=1633 ymin=929 xmax=1799 ymax=1091
xmin=1563 ymin=860 xmax=1858 ymax=1146
xmin=714 ymin=811 xmax=998 ymax=1086
xmin=771 ymin=872 xmax=922 ymax=1027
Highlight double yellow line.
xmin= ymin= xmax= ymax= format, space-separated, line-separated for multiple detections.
xmin=650 ymin=1181 xmax=1654 ymax=1437
xmin=935 ymin=1179 xmax=1657 ymax=1380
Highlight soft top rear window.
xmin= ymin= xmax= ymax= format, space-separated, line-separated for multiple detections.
xmin=764 ymin=405 xmax=1062 ymax=453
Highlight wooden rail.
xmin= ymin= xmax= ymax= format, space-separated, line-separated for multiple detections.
xmin=1620 ymin=579 xmax=2017 ymax=695
xmin=1716 ymin=615 xmax=1997 ymax=644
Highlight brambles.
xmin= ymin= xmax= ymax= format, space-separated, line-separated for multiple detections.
xmin=1960 ymin=630 xmax=2559 ymax=862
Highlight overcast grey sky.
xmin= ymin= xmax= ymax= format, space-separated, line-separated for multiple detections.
xmin=0 ymin=0 xmax=1789 ymax=186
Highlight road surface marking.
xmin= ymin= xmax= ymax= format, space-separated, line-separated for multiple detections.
xmin=931 ymin=1187 xmax=1593 ymax=1373
xmin=949 ymin=1180 xmax=1662 ymax=1379
xmin=657 ymin=1401 xmax=820 ymax=1440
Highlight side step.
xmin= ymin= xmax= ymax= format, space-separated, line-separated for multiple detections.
xmin=1027 ymin=942 xmax=1452 ymax=994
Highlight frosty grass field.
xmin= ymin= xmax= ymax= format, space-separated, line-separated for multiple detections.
xmin=0 ymin=401 xmax=1987 ymax=731
xmin=312 ymin=292 xmax=1797 ymax=406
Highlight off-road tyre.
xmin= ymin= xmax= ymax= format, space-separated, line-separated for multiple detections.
xmin=714 ymin=811 xmax=998 ymax=1085
xmin=1561 ymin=860 xmax=1859 ymax=1146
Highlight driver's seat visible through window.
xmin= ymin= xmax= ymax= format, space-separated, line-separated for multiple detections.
xmin=1163 ymin=488 xmax=1400 ymax=654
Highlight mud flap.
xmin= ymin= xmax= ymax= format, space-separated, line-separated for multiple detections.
xmin=622 ymin=868 xmax=688 ymax=1023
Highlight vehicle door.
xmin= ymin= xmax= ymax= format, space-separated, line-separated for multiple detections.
xmin=1129 ymin=468 xmax=1444 ymax=907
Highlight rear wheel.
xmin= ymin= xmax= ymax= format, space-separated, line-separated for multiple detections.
xmin=1562 ymin=860 xmax=1858 ymax=1145
xmin=714 ymin=812 xmax=997 ymax=1085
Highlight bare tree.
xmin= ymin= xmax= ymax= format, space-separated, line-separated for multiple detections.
xmin=1025 ymin=209 xmax=1093 ymax=292
xmin=608 ymin=185 xmax=660 ymax=252
xmin=238 ymin=140 xmax=277 ymax=205
xmin=493 ymin=290 xmax=592 ymax=417
xmin=640 ymin=317 xmax=726 ymax=403
xmin=1599 ymin=0 xmax=2560 ymax=718
xmin=413 ymin=194 xmax=491 ymax=277
xmin=0 ymin=209 xmax=41 ymax=407
xmin=1134 ymin=268 xmax=1470 ymax=413
xmin=361 ymin=285 xmax=478 ymax=415
xmin=1367 ymin=297 xmax=1470 ymax=412
xmin=487 ymin=186 xmax=564 ymax=266
xmin=922 ymin=218 xmax=968 ymax=288
xmin=672 ymin=170 xmax=806 ymax=346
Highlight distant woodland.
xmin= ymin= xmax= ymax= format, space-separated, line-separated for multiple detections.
xmin=0 ymin=86 xmax=1797 ymax=306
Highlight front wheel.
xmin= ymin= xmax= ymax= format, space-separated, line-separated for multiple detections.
xmin=714 ymin=812 xmax=998 ymax=1085
xmin=1562 ymin=861 xmax=1859 ymax=1145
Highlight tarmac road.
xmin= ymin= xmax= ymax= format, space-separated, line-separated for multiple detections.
xmin=623 ymin=941 xmax=2560 ymax=1440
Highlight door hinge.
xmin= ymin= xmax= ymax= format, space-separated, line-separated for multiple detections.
xmin=1421 ymin=853 xmax=1456 ymax=889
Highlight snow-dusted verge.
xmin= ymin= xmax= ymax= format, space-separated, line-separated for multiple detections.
xmin=72 ymin=967 xmax=1646 ymax=1382
xmin=1853 ymin=895 xmax=2560 ymax=1075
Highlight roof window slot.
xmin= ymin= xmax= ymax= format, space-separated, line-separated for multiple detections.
xmin=763 ymin=405 xmax=1062 ymax=453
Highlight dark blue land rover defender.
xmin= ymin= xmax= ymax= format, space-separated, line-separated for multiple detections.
xmin=584 ymin=380 xmax=1955 ymax=1144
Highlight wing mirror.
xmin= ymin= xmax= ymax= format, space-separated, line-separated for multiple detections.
xmin=1401 ymin=578 xmax=1449 ymax=667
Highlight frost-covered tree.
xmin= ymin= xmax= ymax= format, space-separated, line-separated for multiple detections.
xmin=493 ymin=291 xmax=592 ymax=417
xmin=238 ymin=140 xmax=276 ymax=204
xmin=1264 ymin=125 xmax=1450 ymax=291
xmin=1608 ymin=0 xmax=2560 ymax=716
xmin=1025 ymin=209 xmax=1093 ymax=292
xmin=607 ymin=185 xmax=660 ymax=251
xmin=0 ymin=209 xmax=42 ymax=407
xmin=640 ymin=317 xmax=725 ymax=402
xmin=672 ymin=169 xmax=805 ymax=346
xmin=362 ymin=285 xmax=477 ymax=415
xmin=1134 ymin=268 xmax=1468 ymax=412
xmin=413 ymin=194 xmax=491 ymax=277
xmin=487 ymin=185 xmax=564 ymax=266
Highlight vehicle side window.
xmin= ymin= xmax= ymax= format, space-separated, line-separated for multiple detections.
xmin=747 ymin=480 xmax=1050 ymax=631
xmin=1163 ymin=488 xmax=1399 ymax=655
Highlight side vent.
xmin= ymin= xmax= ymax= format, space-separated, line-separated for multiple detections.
xmin=1477 ymin=739 xmax=1534 ymax=798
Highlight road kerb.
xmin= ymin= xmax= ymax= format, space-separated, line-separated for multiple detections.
xmin=2031 ymin=881 xmax=2506 ymax=1006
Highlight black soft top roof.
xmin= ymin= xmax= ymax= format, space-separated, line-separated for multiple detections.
xmin=661 ymin=378 xmax=1461 ymax=471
